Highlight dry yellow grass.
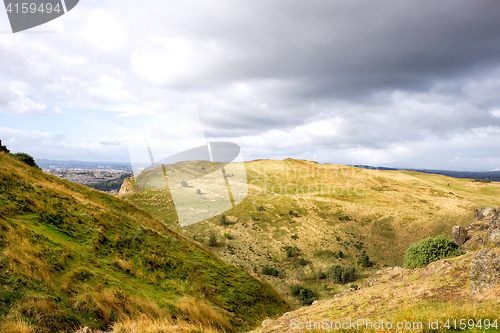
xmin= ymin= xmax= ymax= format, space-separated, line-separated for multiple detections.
xmin=0 ymin=315 xmax=35 ymax=333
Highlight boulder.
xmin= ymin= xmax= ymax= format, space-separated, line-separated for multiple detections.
xmin=469 ymin=248 xmax=500 ymax=292
xmin=452 ymin=226 xmax=469 ymax=247
xmin=488 ymin=229 xmax=500 ymax=247
xmin=474 ymin=207 xmax=498 ymax=223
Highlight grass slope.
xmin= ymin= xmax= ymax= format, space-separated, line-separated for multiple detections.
xmin=0 ymin=152 xmax=289 ymax=332
xmin=121 ymin=159 xmax=500 ymax=307
xmin=253 ymin=251 xmax=500 ymax=332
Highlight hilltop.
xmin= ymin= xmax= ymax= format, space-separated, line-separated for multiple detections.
xmin=121 ymin=159 xmax=500 ymax=307
xmin=0 ymin=152 xmax=289 ymax=332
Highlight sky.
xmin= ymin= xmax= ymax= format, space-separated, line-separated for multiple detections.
xmin=1 ymin=0 xmax=500 ymax=171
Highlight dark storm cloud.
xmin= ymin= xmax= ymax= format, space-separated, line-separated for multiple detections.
xmin=2 ymin=0 xmax=500 ymax=169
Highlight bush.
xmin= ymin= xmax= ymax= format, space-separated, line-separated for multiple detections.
xmin=327 ymin=265 xmax=356 ymax=284
xmin=289 ymin=285 xmax=316 ymax=305
xmin=358 ymin=254 xmax=371 ymax=268
xmin=0 ymin=140 xmax=9 ymax=153
xmin=11 ymin=152 xmax=40 ymax=169
xmin=316 ymin=268 xmax=326 ymax=280
xmin=404 ymin=235 xmax=463 ymax=268
xmin=349 ymin=284 xmax=359 ymax=290
xmin=290 ymin=285 xmax=302 ymax=296
xmin=298 ymin=258 xmax=306 ymax=266
xmin=220 ymin=214 xmax=228 ymax=225
xmin=262 ymin=266 xmax=278 ymax=277
xmin=208 ymin=231 xmax=217 ymax=247
xmin=257 ymin=206 xmax=265 ymax=211
xmin=196 ymin=189 xmax=202 ymax=194
xmin=223 ymin=233 xmax=232 ymax=240
xmin=337 ymin=251 xmax=344 ymax=259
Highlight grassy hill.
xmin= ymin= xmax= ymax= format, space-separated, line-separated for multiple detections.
xmin=121 ymin=159 xmax=500 ymax=307
xmin=0 ymin=152 xmax=289 ymax=333
xmin=252 ymin=251 xmax=500 ymax=333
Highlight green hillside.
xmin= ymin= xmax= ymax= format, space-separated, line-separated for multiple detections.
xmin=0 ymin=152 xmax=289 ymax=333
xmin=121 ymin=159 xmax=500 ymax=307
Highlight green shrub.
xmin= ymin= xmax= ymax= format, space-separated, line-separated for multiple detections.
xmin=262 ymin=266 xmax=278 ymax=277
xmin=257 ymin=206 xmax=266 ymax=211
xmin=349 ymin=284 xmax=359 ymax=290
xmin=337 ymin=251 xmax=344 ymax=259
xmin=358 ymin=254 xmax=371 ymax=268
xmin=404 ymin=235 xmax=463 ymax=268
xmin=11 ymin=152 xmax=40 ymax=169
xmin=298 ymin=258 xmax=306 ymax=266
xmin=208 ymin=231 xmax=217 ymax=247
xmin=327 ymin=265 xmax=356 ymax=284
xmin=223 ymin=233 xmax=231 ymax=239
xmin=290 ymin=285 xmax=302 ymax=296
xmin=220 ymin=214 xmax=228 ymax=225
xmin=289 ymin=285 xmax=316 ymax=305
xmin=0 ymin=140 xmax=9 ymax=153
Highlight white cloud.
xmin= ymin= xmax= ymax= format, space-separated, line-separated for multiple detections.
xmin=80 ymin=8 xmax=126 ymax=50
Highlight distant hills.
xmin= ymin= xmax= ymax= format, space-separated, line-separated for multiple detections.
xmin=35 ymin=158 xmax=132 ymax=170
xmin=353 ymin=165 xmax=500 ymax=182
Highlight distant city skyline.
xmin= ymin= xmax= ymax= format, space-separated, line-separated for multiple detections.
xmin=2 ymin=1 xmax=500 ymax=171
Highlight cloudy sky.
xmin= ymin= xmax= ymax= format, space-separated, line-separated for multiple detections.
xmin=1 ymin=0 xmax=500 ymax=170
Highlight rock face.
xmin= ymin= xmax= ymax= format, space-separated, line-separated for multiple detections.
xmin=469 ymin=248 xmax=500 ymax=292
xmin=118 ymin=177 xmax=140 ymax=194
xmin=453 ymin=207 xmax=500 ymax=250
xmin=452 ymin=226 xmax=469 ymax=247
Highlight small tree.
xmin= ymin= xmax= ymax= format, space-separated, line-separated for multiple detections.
xmin=208 ymin=231 xmax=217 ymax=247
xmin=196 ymin=189 xmax=202 ymax=195
xmin=327 ymin=265 xmax=356 ymax=284
xmin=220 ymin=214 xmax=228 ymax=225
xmin=0 ymin=140 xmax=9 ymax=153
xmin=12 ymin=152 xmax=40 ymax=169
xmin=358 ymin=254 xmax=371 ymax=268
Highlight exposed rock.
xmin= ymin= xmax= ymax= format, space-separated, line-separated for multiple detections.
xmin=118 ymin=177 xmax=142 ymax=194
xmin=462 ymin=207 xmax=500 ymax=250
xmin=474 ymin=207 xmax=499 ymax=222
xmin=452 ymin=226 xmax=469 ymax=247
xmin=488 ymin=229 xmax=500 ymax=247
xmin=469 ymin=248 xmax=500 ymax=292
xmin=262 ymin=319 xmax=273 ymax=327
xmin=75 ymin=328 xmax=92 ymax=333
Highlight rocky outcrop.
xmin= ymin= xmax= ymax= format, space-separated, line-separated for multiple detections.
xmin=118 ymin=177 xmax=141 ymax=194
xmin=452 ymin=226 xmax=469 ymax=247
xmin=469 ymin=248 xmax=500 ymax=292
xmin=452 ymin=207 xmax=500 ymax=250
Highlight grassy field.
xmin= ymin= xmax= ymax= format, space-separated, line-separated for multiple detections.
xmin=0 ymin=152 xmax=289 ymax=333
xmin=122 ymin=159 xmax=500 ymax=307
